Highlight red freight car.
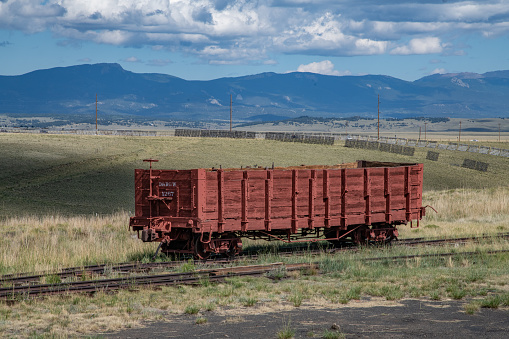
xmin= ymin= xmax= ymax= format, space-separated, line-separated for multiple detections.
xmin=129 ymin=160 xmax=425 ymax=258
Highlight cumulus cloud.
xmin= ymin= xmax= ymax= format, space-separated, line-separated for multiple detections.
xmin=390 ymin=37 xmax=443 ymax=55
xmin=0 ymin=0 xmax=507 ymax=64
xmin=296 ymin=60 xmax=350 ymax=76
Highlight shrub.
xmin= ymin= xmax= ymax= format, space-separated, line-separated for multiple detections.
xmin=241 ymin=297 xmax=257 ymax=307
xmin=277 ymin=326 xmax=295 ymax=339
xmin=184 ymin=305 xmax=200 ymax=314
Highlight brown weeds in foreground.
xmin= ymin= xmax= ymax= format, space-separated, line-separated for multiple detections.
xmin=0 ymin=211 xmax=151 ymax=274
xmin=1 ymin=187 xmax=509 ymax=274
xmin=398 ymin=186 xmax=509 ymax=239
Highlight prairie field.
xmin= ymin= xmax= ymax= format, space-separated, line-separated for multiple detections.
xmin=0 ymin=132 xmax=509 ymax=337
xmin=1 ymin=132 xmax=508 ymax=217
xmin=0 ymin=132 xmax=508 ymax=272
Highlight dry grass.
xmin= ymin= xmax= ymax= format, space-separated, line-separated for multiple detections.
xmin=0 ymin=186 xmax=508 ymax=274
xmin=398 ymin=186 xmax=509 ymax=240
xmin=3 ymin=238 xmax=509 ymax=337
xmin=1 ymin=239 xmax=509 ymax=337
xmin=1 ymin=132 xmax=509 ymax=337
xmin=0 ymin=212 xmax=151 ymax=274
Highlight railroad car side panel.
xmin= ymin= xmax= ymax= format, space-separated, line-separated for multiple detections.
xmin=130 ymin=161 xmax=425 ymax=257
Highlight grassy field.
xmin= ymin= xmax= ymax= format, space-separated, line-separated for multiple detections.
xmin=0 ymin=132 xmax=509 ymax=337
xmin=1 ymin=133 xmax=508 ymax=217
xmin=0 ymin=132 xmax=508 ymax=271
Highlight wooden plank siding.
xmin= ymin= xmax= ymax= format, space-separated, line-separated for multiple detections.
xmin=133 ymin=161 xmax=424 ymax=233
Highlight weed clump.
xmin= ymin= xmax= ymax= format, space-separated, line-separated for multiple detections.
xmin=184 ymin=305 xmax=200 ymax=315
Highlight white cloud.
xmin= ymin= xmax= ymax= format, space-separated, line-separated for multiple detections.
xmin=296 ymin=60 xmax=350 ymax=76
xmin=390 ymin=37 xmax=443 ymax=55
xmin=208 ymin=98 xmax=222 ymax=106
xmin=431 ymin=68 xmax=447 ymax=75
xmin=0 ymin=0 xmax=508 ymax=64
xmin=274 ymin=12 xmax=388 ymax=56
xmin=124 ymin=56 xmax=141 ymax=63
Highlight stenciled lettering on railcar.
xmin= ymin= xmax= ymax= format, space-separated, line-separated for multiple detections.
xmin=159 ymin=181 xmax=177 ymax=187
xmin=160 ymin=190 xmax=175 ymax=197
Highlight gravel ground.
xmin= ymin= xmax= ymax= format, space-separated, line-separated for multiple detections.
xmin=106 ymin=298 xmax=509 ymax=338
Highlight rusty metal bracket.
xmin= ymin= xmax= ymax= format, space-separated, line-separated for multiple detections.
xmin=422 ymin=205 xmax=438 ymax=214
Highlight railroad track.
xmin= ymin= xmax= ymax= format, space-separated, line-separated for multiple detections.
xmin=363 ymin=249 xmax=509 ymax=263
xmin=1 ymin=232 xmax=508 ymax=291
xmin=0 ymin=262 xmax=312 ymax=299
xmin=2 ymin=248 xmax=509 ymax=300
xmin=395 ymin=233 xmax=509 ymax=247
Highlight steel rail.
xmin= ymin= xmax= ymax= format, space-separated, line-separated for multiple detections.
xmin=362 ymin=249 xmax=509 ymax=262
xmin=0 ymin=262 xmax=312 ymax=299
xmin=2 ymin=232 xmax=509 ymax=287
xmin=3 ymin=247 xmax=508 ymax=300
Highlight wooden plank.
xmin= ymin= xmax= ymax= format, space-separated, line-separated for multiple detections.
xmin=265 ymin=170 xmax=272 ymax=231
xmin=218 ymin=170 xmax=224 ymax=233
xmin=364 ymin=168 xmax=371 ymax=225
xmin=341 ymin=168 xmax=347 ymax=227
xmin=308 ymin=170 xmax=316 ymax=229
xmin=291 ymin=169 xmax=298 ymax=233
xmin=241 ymin=171 xmax=248 ymax=231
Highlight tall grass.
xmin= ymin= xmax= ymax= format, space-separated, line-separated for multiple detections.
xmin=396 ymin=186 xmax=509 ymax=239
xmin=1 ymin=186 xmax=508 ymax=274
xmin=424 ymin=187 xmax=509 ymax=223
xmin=0 ymin=212 xmax=151 ymax=274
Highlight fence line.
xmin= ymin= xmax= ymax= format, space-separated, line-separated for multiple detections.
xmin=346 ymin=134 xmax=509 ymax=158
xmin=1 ymin=127 xmax=508 ymax=158
xmin=345 ymin=139 xmax=415 ymax=156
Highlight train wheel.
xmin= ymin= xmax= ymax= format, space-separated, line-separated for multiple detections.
xmin=383 ymin=232 xmax=395 ymax=244
xmin=194 ymin=237 xmax=210 ymax=260
xmin=352 ymin=226 xmax=369 ymax=244
xmin=225 ymin=238 xmax=242 ymax=258
xmin=370 ymin=224 xmax=397 ymax=245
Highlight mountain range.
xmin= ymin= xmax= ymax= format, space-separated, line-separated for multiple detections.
xmin=1 ymin=63 xmax=509 ymax=121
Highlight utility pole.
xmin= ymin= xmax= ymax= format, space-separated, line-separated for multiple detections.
xmin=424 ymin=122 xmax=428 ymax=140
xmin=499 ymin=123 xmax=501 ymax=142
xmin=459 ymin=120 xmax=462 ymax=142
xmin=419 ymin=126 xmax=421 ymax=141
xmin=95 ymin=93 xmax=98 ymax=135
xmin=229 ymin=94 xmax=232 ymax=132
xmin=377 ymin=94 xmax=380 ymax=140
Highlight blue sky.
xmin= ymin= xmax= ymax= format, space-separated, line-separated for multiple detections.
xmin=1 ymin=0 xmax=508 ymax=81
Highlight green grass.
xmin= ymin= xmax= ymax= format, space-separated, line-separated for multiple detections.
xmin=322 ymin=329 xmax=345 ymax=339
xmin=277 ymin=319 xmax=295 ymax=339
xmin=184 ymin=305 xmax=200 ymax=315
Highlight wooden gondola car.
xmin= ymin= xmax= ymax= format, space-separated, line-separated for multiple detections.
xmin=129 ymin=160 xmax=425 ymax=258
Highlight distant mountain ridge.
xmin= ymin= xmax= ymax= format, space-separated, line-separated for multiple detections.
xmin=1 ymin=63 xmax=509 ymax=121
